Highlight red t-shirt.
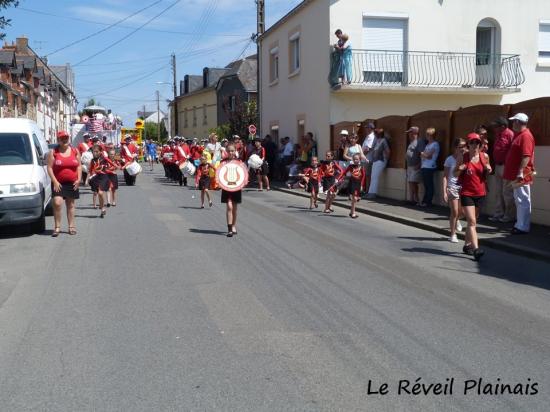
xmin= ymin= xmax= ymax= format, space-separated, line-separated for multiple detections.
xmin=52 ymin=147 xmax=79 ymax=183
xmin=492 ymin=128 xmax=514 ymax=165
xmin=77 ymin=142 xmax=90 ymax=155
xmin=503 ymin=128 xmax=535 ymax=183
xmin=459 ymin=153 xmax=487 ymax=197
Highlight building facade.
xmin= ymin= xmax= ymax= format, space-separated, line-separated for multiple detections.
xmin=0 ymin=37 xmax=77 ymax=142
xmin=259 ymin=0 xmax=550 ymax=224
xmin=173 ymin=68 xmax=227 ymax=139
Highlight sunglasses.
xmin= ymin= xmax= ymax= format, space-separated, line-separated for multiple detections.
xmin=468 ymin=140 xmax=481 ymax=145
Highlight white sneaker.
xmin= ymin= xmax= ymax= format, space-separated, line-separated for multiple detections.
xmin=450 ymin=234 xmax=459 ymax=243
xmin=456 ymin=221 xmax=463 ymax=232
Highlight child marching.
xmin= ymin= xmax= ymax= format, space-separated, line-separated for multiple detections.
xmin=220 ymin=144 xmax=246 ymax=237
xmin=195 ymin=154 xmax=215 ymax=208
xmin=302 ymin=156 xmax=322 ymax=209
xmin=87 ymin=144 xmax=115 ymax=218
xmin=320 ymin=151 xmax=344 ymax=213
xmin=338 ymin=153 xmax=365 ymax=218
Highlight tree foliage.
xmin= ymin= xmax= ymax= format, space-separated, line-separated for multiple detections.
xmin=0 ymin=1 xmax=20 ymax=41
xmin=143 ymin=121 xmax=168 ymax=143
xmin=224 ymin=97 xmax=258 ymax=139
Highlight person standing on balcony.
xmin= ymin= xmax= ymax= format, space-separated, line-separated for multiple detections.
xmin=503 ymin=113 xmax=536 ymax=235
xmin=330 ymin=30 xmax=352 ymax=87
xmin=366 ymin=128 xmax=391 ymax=199
xmin=405 ymin=126 xmax=423 ymax=205
xmin=489 ymin=117 xmax=515 ymax=223
xmin=419 ymin=128 xmax=440 ymax=207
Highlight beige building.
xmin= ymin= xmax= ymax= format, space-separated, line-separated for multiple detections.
xmin=174 ymin=68 xmax=226 ymax=139
xmin=259 ymin=0 xmax=550 ymax=224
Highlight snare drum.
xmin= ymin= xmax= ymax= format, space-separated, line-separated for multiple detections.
xmin=125 ymin=161 xmax=142 ymax=176
xmin=179 ymin=160 xmax=196 ymax=177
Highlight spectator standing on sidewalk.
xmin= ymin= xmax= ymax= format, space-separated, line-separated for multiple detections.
xmin=419 ymin=128 xmax=440 ymax=207
xmin=263 ymin=134 xmax=277 ymax=179
xmin=455 ymin=133 xmax=492 ymax=261
xmin=280 ymin=136 xmax=294 ymax=180
xmin=503 ymin=113 xmax=536 ymax=235
xmin=366 ymin=128 xmax=390 ymax=199
xmin=362 ymin=122 xmax=376 ymax=193
xmin=405 ymin=126 xmax=424 ymax=205
xmin=489 ymin=117 xmax=515 ymax=222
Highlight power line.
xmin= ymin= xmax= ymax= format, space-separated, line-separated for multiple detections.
xmin=17 ymin=6 xmax=247 ymax=38
xmin=44 ymin=0 xmax=163 ymax=57
xmin=73 ymin=0 xmax=182 ymax=67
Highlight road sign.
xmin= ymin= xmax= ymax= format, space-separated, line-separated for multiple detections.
xmin=248 ymin=124 xmax=257 ymax=136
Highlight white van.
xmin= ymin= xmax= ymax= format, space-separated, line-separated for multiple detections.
xmin=0 ymin=118 xmax=51 ymax=233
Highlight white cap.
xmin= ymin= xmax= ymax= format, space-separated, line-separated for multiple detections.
xmin=509 ymin=113 xmax=529 ymax=123
xmin=340 ymin=129 xmax=349 ymax=136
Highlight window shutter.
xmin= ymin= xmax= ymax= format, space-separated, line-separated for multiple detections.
xmin=539 ymin=23 xmax=550 ymax=53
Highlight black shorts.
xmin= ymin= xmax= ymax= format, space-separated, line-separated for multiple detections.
xmin=255 ymin=161 xmax=269 ymax=176
xmin=221 ymin=189 xmax=242 ymax=204
xmin=90 ymin=174 xmax=110 ymax=193
xmin=460 ymin=195 xmax=485 ymax=208
xmin=322 ymin=176 xmax=335 ymax=192
xmin=349 ymin=179 xmax=362 ymax=196
xmin=306 ymin=179 xmax=319 ymax=193
xmin=52 ymin=183 xmax=80 ymax=200
xmin=107 ymin=173 xmax=118 ymax=190
xmin=198 ymin=176 xmax=211 ymax=190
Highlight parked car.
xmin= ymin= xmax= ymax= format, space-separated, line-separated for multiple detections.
xmin=0 ymin=118 xmax=51 ymax=233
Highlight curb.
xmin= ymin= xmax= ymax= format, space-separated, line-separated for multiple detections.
xmin=272 ymin=186 xmax=550 ymax=263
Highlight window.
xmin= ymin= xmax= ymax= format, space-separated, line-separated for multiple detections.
xmin=192 ymin=106 xmax=197 ymax=127
xmin=289 ymin=33 xmax=300 ymax=73
xmin=269 ymin=46 xmax=279 ymax=83
xmin=362 ymin=17 xmax=407 ymax=85
xmin=0 ymin=133 xmax=33 ymax=165
xmin=202 ymin=104 xmax=207 ymax=125
xmin=539 ymin=22 xmax=550 ymax=59
xmin=229 ymin=96 xmax=237 ymax=112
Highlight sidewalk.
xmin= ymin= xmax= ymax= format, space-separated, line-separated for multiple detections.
xmin=273 ymin=184 xmax=550 ymax=263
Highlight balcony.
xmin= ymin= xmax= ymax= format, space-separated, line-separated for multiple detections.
xmin=330 ymin=50 xmax=525 ymax=94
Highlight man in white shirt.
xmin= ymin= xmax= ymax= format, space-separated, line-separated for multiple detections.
xmin=281 ymin=136 xmax=294 ymax=180
xmin=361 ymin=122 xmax=376 ymax=192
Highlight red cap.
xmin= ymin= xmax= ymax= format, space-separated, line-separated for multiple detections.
xmin=57 ymin=130 xmax=70 ymax=139
xmin=467 ymin=132 xmax=481 ymax=142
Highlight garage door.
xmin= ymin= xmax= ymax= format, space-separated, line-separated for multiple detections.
xmin=362 ymin=17 xmax=407 ymax=84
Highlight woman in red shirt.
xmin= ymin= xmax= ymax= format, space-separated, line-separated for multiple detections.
xmin=250 ymin=139 xmax=271 ymax=191
xmin=47 ymin=130 xmax=82 ymax=237
xmin=454 ymin=133 xmax=492 ymax=260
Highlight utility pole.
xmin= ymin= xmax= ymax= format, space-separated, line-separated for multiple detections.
xmin=142 ymin=104 xmax=147 ymax=142
xmin=156 ymin=90 xmax=160 ymax=142
xmin=255 ymin=0 xmax=265 ymax=137
xmin=171 ymin=53 xmax=178 ymax=136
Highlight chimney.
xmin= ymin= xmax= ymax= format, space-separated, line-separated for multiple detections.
xmin=184 ymin=75 xmax=190 ymax=94
xmin=180 ymin=80 xmax=185 ymax=96
xmin=16 ymin=37 xmax=29 ymax=53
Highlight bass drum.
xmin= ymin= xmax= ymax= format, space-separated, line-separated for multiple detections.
xmin=126 ymin=161 xmax=142 ymax=176
xmin=80 ymin=151 xmax=93 ymax=172
xmin=248 ymin=154 xmax=263 ymax=170
xmin=179 ymin=160 xmax=196 ymax=177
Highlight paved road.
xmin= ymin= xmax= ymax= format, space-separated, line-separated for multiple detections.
xmin=1 ymin=167 xmax=549 ymax=411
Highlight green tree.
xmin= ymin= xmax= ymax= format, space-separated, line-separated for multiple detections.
xmin=143 ymin=121 xmax=168 ymax=143
xmin=0 ymin=0 xmax=19 ymax=41
xmin=224 ymin=97 xmax=258 ymax=139
xmin=208 ymin=124 xmax=231 ymax=140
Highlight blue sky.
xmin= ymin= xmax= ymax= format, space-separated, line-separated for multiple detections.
xmin=5 ymin=0 xmax=302 ymax=125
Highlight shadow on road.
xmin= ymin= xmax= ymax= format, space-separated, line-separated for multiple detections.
xmin=188 ymin=228 xmax=226 ymax=236
xmin=398 ymin=236 xmax=448 ymax=242
xmin=179 ymin=206 xmax=207 ymax=210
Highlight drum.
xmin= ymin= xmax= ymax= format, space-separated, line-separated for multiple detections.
xmin=216 ymin=160 xmax=249 ymax=192
xmin=80 ymin=151 xmax=93 ymax=171
xmin=179 ymin=160 xmax=196 ymax=177
xmin=248 ymin=154 xmax=263 ymax=170
xmin=125 ymin=161 xmax=142 ymax=176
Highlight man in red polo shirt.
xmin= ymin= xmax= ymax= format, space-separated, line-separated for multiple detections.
xmin=503 ymin=113 xmax=536 ymax=234
xmin=489 ymin=117 xmax=515 ymax=223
